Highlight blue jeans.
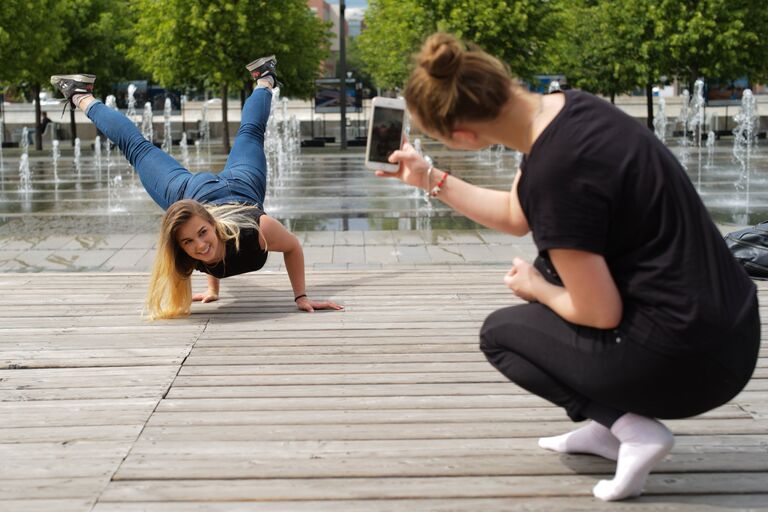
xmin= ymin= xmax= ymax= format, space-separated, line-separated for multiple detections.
xmin=86 ymin=87 xmax=272 ymax=210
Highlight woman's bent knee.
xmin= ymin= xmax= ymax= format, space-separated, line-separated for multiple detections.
xmin=480 ymin=305 xmax=522 ymax=354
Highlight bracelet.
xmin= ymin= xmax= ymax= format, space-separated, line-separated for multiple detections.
xmin=430 ymin=171 xmax=449 ymax=197
xmin=294 ymin=294 xmax=307 ymax=302
xmin=425 ymin=164 xmax=434 ymax=193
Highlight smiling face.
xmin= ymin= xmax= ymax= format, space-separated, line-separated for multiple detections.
xmin=175 ymin=215 xmax=222 ymax=264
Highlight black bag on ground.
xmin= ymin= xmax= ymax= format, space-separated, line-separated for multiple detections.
xmin=725 ymin=222 xmax=768 ymax=280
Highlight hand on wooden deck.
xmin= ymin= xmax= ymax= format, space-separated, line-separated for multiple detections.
xmin=295 ymin=296 xmax=343 ymax=313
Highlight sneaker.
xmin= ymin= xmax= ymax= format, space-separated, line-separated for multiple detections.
xmin=50 ymin=74 xmax=96 ymax=112
xmin=245 ymin=55 xmax=282 ymax=88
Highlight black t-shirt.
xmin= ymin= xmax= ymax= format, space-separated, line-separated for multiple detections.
xmin=195 ymin=207 xmax=269 ymax=278
xmin=519 ymin=90 xmax=756 ymax=353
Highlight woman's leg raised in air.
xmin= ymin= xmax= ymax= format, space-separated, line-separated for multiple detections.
xmin=218 ymin=58 xmax=277 ymax=205
xmin=82 ymin=98 xmax=192 ymax=210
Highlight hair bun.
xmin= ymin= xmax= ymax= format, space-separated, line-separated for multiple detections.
xmin=420 ymin=33 xmax=463 ymax=80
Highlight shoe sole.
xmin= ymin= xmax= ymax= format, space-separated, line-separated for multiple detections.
xmin=245 ymin=55 xmax=276 ymax=72
xmin=50 ymin=74 xmax=97 ymax=85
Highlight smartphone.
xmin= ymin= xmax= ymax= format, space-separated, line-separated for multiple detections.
xmin=365 ymin=96 xmax=406 ymax=172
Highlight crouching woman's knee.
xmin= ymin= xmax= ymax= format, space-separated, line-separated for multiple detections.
xmin=479 ymin=306 xmax=516 ymax=356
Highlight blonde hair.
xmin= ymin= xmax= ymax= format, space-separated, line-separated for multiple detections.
xmin=405 ymin=33 xmax=513 ymax=137
xmin=145 ymin=200 xmax=264 ymax=320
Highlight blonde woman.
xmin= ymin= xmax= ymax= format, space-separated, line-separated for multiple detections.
xmin=51 ymin=57 xmax=342 ymax=319
xmin=380 ymin=33 xmax=759 ymax=501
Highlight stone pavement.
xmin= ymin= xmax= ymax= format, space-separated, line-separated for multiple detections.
xmin=0 ymin=227 xmax=539 ymax=272
xmin=0 ymin=223 xmax=746 ymax=273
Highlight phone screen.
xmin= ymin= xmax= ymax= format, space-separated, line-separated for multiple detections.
xmin=368 ymin=106 xmax=404 ymax=164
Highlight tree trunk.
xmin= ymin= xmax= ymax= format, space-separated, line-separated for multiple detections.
xmin=241 ymin=80 xmax=252 ymax=109
xmin=33 ymin=83 xmax=43 ymax=150
xmin=70 ymin=107 xmax=77 ymax=146
xmin=646 ymin=82 xmax=654 ymax=131
xmin=609 ymin=90 xmax=616 ymax=104
xmin=221 ymin=82 xmax=230 ymax=153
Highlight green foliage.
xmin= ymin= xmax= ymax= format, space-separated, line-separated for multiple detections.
xmin=58 ymin=0 xmax=143 ymax=98
xmin=356 ymin=0 xmax=432 ymax=89
xmin=358 ymin=0 xmax=559 ymax=89
xmin=550 ymin=0 xmax=661 ymax=98
xmin=130 ymin=0 xmax=331 ymax=98
xmin=0 ymin=0 xmax=69 ymax=85
xmin=0 ymin=0 xmax=139 ymax=97
xmin=655 ymin=0 xmax=768 ymax=85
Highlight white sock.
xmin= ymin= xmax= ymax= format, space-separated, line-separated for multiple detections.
xmin=538 ymin=421 xmax=620 ymax=461
xmin=256 ymin=77 xmax=274 ymax=89
xmin=593 ymin=413 xmax=674 ymax=501
xmin=71 ymin=93 xmax=94 ymax=109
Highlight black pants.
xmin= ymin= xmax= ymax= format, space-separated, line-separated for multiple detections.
xmin=479 ymin=299 xmax=760 ymax=428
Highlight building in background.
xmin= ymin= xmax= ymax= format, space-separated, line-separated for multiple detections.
xmin=307 ymin=0 xmax=349 ymax=78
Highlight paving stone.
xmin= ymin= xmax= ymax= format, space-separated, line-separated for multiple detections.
xmin=396 ymin=245 xmax=431 ymax=264
xmin=364 ymin=245 xmax=399 ymax=264
xmin=334 ymin=231 xmax=365 ymax=246
xmin=363 ymin=230 xmax=395 ymax=245
xmin=303 ymin=231 xmax=335 ymax=246
xmin=302 ymin=246 xmax=333 ymax=265
xmin=332 ymin=245 xmax=365 ymax=264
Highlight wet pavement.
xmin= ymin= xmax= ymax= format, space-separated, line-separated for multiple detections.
xmin=0 ymin=138 xmax=761 ymax=272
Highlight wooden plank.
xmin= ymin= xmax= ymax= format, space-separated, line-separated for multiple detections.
xmin=99 ymin=473 xmax=768 ymax=501
xmin=125 ymin=435 xmax=768 ymax=458
xmin=0 ymin=477 xmax=108 ymax=500
xmin=112 ymin=452 xmax=768 ymax=479
xmin=2 ymin=500 xmax=92 ymax=512
xmin=164 ymin=382 xmax=528 ymax=399
xmin=138 ymin=418 xmax=768 ymax=442
xmin=171 ymin=372 xmax=508 ymax=386
xmin=88 ymin=495 xmax=768 ymax=512
xmin=153 ymin=398 xmax=746 ymax=417
xmin=0 ymin=425 xmax=142 ymax=443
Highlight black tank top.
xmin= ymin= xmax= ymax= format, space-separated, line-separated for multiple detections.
xmin=195 ymin=207 xmax=268 ymax=278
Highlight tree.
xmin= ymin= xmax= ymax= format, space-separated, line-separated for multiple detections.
xmin=0 ymin=0 xmax=67 ymax=150
xmin=550 ymin=0 xmax=665 ymax=128
xmin=131 ymin=0 xmax=330 ymax=152
xmin=655 ymin=0 xmax=768 ymax=89
xmin=358 ymin=0 xmax=560 ymax=90
xmin=57 ymin=0 xmax=141 ymax=146
xmin=357 ymin=0 xmax=435 ymax=89
xmin=552 ymin=0 xmax=768 ymax=129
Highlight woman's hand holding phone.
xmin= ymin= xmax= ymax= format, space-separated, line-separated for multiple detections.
xmin=375 ymin=138 xmax=431 ymax=190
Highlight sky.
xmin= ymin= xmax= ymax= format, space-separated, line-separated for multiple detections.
xmin=344 ymin=0 xmax=367 ymax=22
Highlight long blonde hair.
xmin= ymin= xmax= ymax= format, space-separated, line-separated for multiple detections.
xmin=146 ymin=200 xmax=264 ymax=320
xmin=405 ymin=33 xmax=513 ymax=137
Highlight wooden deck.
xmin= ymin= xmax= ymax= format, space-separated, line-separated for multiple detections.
xmin=1 ymin=269 xmax=767 ymax=511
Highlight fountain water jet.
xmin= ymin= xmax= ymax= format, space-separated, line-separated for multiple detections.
xmin=52 ymin=139 xmax=60 ymax=182
xmin=162 ymin=97 xmax=172 ymax=154
xmin=677 ymin=89 xmax=691 ymax=170
xmin=94 ymin=135 xmax=102 ymax=178
xmin=180 ymin=132 xmax=190 ymax=168
xmin=19 ymin=154 xmax=31 ymax=193
xmin=654 ymin=97 xmax=668 ymax=142
xmin=200 ymin=101 xmax=210 ymax=165
xmin=733 ymin=89 xmax=759 ymax=222
xmin=690 ymin=80 xmax=706 ymax=190
xmin=74 ymin=137 xmax=82 ymax=176
xmin=21 ymin=127 xmax=29 ymax=155
xmin=141 ymin=102 xmax=153 ymax=143
xmin=126 ymin=84 xmax=138 ymax=126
